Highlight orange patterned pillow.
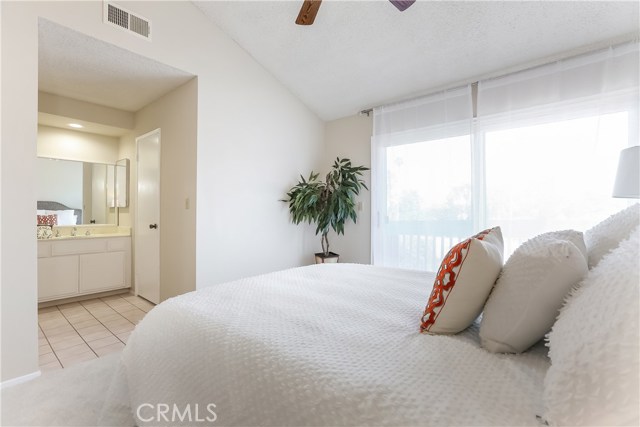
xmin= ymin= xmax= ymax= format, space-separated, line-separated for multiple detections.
xmin=37 ymin=214 xmax=57 ymax=226
xmin=421 ymin=227 xmax=504 ymax=334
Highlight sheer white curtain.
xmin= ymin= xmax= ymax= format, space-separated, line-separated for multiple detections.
xmin=476 ymin=42 xmax=639 ymax=256
xmin=372 ymin=42 xmax=639 ymax=271
xmin=371 ymin=86 xmax=473 ymax=270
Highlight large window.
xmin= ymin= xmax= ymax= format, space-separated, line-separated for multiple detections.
xmin=483 ymin=111 xmax=631 ymax=257
xmin=386 ymin=135 xmax=472 ymax=271
xmin=372 ymin=43 xmax=638 ymax=270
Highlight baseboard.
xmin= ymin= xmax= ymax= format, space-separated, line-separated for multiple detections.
xmin=38 ymin=288 xmax=132 ymax=308
xmin=1 ymin=370 xmax=41 ymax=389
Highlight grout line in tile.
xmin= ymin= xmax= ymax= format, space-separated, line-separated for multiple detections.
xmin=57 ymin=305 xmax=100 ymax=359
xmin=59 ymin=296 xmax=136 ymax=352
xmin=38 ymin=320 xmax=63 ymax=369
xmin=41 ymin=295 xmax=150 ymax=368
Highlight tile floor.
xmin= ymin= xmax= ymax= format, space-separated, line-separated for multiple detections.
xmin=38 ymin=294 xmax=155 ymax=372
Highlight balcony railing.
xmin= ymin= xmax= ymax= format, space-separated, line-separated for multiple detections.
xmin=381 ymin=219 xmax=529 ymax=271
xmin=382 ymin=220 xmax=473 ymax=271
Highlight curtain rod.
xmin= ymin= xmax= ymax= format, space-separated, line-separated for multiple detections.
xmin=358 ymin=35 xmax=638 ymax=117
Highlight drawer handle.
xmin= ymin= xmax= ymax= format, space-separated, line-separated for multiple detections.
xmin=149 ymin=224 xmax=158 ymax=229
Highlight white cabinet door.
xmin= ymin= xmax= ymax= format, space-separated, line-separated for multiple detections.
xmin=79 ymin=252 xmax=126 ymax=293
xmin=38 ymin=256 xmax=79 ymax=300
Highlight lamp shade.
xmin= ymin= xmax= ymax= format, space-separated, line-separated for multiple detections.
xmin=613 ymin=146 xmax=640 ymax=198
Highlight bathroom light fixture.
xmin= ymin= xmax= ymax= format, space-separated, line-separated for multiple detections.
xmin=68 ymin=123 xmax=83 ymax=129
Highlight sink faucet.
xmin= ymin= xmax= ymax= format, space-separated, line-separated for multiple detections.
xmin=71 ymin=227 xmax=77 ymax=237
xmin=55 ymin=229 xmax=60 ymax=238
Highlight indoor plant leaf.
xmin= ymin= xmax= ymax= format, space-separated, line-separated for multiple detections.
xmin=282 ymin=158 xmax=369 ymax=257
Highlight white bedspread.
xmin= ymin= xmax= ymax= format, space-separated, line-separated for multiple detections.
xmin=120 ymin=264 xmax=549 ymax=426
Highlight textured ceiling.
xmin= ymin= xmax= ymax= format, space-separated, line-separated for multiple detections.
xmin=194 ymin=1 xmax=639 ymax=121
xmin=38 ymin=19 xmax=194 ymax=113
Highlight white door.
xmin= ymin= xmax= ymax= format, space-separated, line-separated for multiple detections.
xmin=136 ymin=129 xmax=161 ymax=304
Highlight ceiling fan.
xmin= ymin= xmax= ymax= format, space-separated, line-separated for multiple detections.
xmin=295 ymin=0 xmax=416 ymax=25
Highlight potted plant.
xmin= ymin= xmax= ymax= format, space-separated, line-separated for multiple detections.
xmin=283 ymin=157 xmax=369 ymax=263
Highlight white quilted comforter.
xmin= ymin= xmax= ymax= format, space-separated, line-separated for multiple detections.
xmin=119 ymin=264 xmax=550 ymax=426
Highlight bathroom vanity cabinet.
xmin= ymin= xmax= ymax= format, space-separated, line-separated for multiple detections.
xmin=37 ymin=235 xmax=131 ymax=302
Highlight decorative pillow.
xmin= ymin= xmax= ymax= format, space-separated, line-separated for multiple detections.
xmin=543 ymin=226 xmax=639 ymax=426
xmin=37 ymin=225 xmax=53 ymax=240
xmin=37 ymin=214 xmax=57 ymax=226
xmin=479 ymin=230 xmax=588 ymax=353
xmin=584 ymin=203 xmax=639 ymax=269
xmin=420 ymin=227 xmax=503 ymax=334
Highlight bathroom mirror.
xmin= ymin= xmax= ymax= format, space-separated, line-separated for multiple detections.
xmin=115 ymin=158 xmax=129 ymax=208
xmin=37 ymin=157 xmax=117 ymax=225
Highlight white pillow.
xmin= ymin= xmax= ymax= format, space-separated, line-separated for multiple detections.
xmin=48 ymin=209 xmax=77 ymax=226
xmin=46 ymin=209 xmax=75 ymax=216
xmin=480 ymin=230 xmax=588 ymax=353
xmin=421 ymin=227 xmax=504 ymax=334
xmin=584 ymin=203 xmax=639 ymax=269
xmin=543 ymin=226 xmax=639 ymax=426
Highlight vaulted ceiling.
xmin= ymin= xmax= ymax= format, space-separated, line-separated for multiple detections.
xmin=194 ymin=1 xmax=639 ymax=121
xmin=37 ymin=2 xmax=639 ymax=123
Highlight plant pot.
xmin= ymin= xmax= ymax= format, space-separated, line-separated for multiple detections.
xmin=315 ymin=252 xmax=339 ymax=264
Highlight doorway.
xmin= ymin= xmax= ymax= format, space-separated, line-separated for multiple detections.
xmin=30 ymin=19 xmax=196 ymax=377
xmin=135 ymin=129 xmax=161 ymax=304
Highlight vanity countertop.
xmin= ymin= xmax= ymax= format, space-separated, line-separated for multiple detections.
xmin=39 ymin=225 xmax=131 ymax=241
xmin=46 ymin=232 xmax=131 ymax=241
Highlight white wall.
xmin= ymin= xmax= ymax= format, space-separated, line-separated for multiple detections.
xmin=1 ymin=1 xmax=324 ymax=382
xmin=323 ymin=115 xmax=373 ymax=264
xmin=36 ymin=157 xmax=83 ymax=208
xmin=1 ymin=0 xmax=39 ymax=385
xmin=37 ymin=125 xmax=119 ymax=164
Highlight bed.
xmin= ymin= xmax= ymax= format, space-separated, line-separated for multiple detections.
xmin=103 ymin=205 xmax=639 ymax=427
xmin=37 ymin=201 xmax=82 ymax=225
xmin=113 ymin=264 xmax=550 ymax=426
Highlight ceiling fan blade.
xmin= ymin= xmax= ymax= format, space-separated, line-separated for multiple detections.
xmin=389 ymin=0 xmax=416 ymax=12
xmin=296 ymin=0 xmax=322 ymax=25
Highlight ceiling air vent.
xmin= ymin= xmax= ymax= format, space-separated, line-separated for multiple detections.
xmin=103 ymin=2 xmax=151 ymax=40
